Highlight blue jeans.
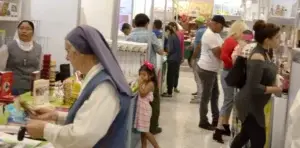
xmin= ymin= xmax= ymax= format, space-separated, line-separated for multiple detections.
xmin=220 ymin=69 xmax=235 ymax=117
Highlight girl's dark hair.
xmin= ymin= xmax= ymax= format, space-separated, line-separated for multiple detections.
xmin=18 ymin=20 xmax=35 ymax=32
xmin=168 ymin=22 xmax=178 ymax=31
xmin=165 ymin=25 xmax=176 ymax=35
xmin=253 ymin=20 xmax=280 ymax=44
xmin=139 ymin=65 xmax=158 ymax=87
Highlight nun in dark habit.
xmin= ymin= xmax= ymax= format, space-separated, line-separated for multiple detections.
xmin=25 ymin=25 xmax=132 ymax=148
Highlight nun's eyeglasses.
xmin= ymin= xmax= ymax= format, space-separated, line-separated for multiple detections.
xmin=18 ymin=28 xmax=33 ymax=31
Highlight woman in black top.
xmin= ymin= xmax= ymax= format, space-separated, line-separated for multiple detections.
xmin=161 ymin=26 xmax=182 ymax=97
xmin=231 ymin=22 xmax=282 ymax=148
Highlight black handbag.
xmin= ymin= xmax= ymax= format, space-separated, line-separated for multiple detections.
xmin=225 ymin=56 xmax=247 ymax=88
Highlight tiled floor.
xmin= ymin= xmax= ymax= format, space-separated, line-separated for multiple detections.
xmin=154 ymin=70 xmax=230 ymax=148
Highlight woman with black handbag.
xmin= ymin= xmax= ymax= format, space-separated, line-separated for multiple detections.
xmin=230 ymin=21 xmax=283 ymax=148
xmin=213 ymin=20 xmax=248 ymax=143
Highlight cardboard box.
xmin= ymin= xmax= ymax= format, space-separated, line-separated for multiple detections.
xmin=0 ymin=71 xmax=13 ymax=97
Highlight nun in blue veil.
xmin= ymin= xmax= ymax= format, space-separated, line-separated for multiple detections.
xmin=25 ymin=25 xmax=133 ymax=148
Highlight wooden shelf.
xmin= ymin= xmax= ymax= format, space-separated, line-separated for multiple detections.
xmin=267 ymin=16 xmax=296 ymax=26
xmin=224 ymin=15 xmax=242 ymax=21
xmin=0 ymin=16 xmax=20 ymax=22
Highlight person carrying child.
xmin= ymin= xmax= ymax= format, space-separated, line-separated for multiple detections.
xmin=231 ymin=29 xmax=256 ymax=63
xmin=135 ymin=61 xmax=160 ymax=148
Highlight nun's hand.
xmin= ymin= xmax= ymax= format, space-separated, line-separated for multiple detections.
xmin=75 ymin=71 xmax=84 ymax=81
xmin=30 ymin=107 xmax=58 ymax=121
xmin=26 ymin=120 xmax=47 ymax=139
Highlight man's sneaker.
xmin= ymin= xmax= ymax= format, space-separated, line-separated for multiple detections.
xmin=174 ymin=88 xmax=180 ymax=93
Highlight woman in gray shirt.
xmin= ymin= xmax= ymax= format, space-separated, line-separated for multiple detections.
xmin=5 ymin=20 xmax=42 ymax=95
xmin=231 ymin=22 xmax=282 ymax=148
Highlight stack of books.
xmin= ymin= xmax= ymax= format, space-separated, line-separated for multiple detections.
xmin=41 ymin=54 xmax=51 ymax=79
xmin=49 ymin=61 xmax=56 ymax=97
xmin=30 ymin=71 xmax=40 ymax=96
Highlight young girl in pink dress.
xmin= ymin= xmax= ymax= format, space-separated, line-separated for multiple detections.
xmin=135 ymin=61 xmax=160 ymax=148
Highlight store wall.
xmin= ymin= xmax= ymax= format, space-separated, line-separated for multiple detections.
xmin=80 ymin=0 xmax=115 ymax=38
xmin=21 ymin=0 xmax=80 ymax=69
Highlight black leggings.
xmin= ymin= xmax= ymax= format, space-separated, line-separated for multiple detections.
xmin=166 ymin=61 xmax=180 ymax=95
xmin=231 ymin=115 xmax=266 ymax=148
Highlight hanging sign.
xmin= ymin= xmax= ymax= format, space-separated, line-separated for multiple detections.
xmin=174 ymin=0 xmax=214 ymax=19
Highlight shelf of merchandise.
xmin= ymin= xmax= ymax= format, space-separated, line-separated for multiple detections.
xmin=267 ymin=16 xmax=296 ymax=26
xmin=0 ymin=0 xmax=22 ymax=22
xmin=0 ymin=16 xmax=19 ymax=21
xmin=223 ymin=15 xmax=242 ymax=21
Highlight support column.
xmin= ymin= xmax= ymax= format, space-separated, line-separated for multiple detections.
xmin=80 ymin=0 xmax=116 ymax=38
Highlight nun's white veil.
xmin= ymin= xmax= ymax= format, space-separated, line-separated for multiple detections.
xmin=14 ymin=21 xmax=35 ymax=51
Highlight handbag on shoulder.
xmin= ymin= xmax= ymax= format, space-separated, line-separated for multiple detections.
xmin=225 ymin=56 xmax=247 ymax=88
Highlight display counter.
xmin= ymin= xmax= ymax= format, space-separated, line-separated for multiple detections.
xmin=283 ymin=48 xmax=300 ymax=148
xmin=0 ymin=92 xmax=67 ymax=148
xmin=20 ymin=92 xmax=70 ymax=111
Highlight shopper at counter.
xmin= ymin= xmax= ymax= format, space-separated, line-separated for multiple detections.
xmin=231 ymin=22 xmax=282 ymax=148
xmin=126 ymin=13 xmax=165 ymax=66
xmin=153 ymin=19 xmax=163 ymax=39
xmin=126 ymin=13 xmax=165 ymax=135
xmin=190 ymin=16 xmax=206 ymax=104
xmin=168 ymin=22 xmax=185 ymax=93
xmin=231 ymin=30 xmax=256 ymax=63
xmin=197 ymin=15 xmax=226 ymax=130
xmin=168 ymin=22 xmax=184 ymax=62
xmin=0 ymin=20 xmax=42 ymax=96
xmin=161 ymin=26 xmax=182 ymax=97
xmin=213 ymin=20 xmax=247 ymax=143
xmin=25 ymin=25 xmax=132 ymax=148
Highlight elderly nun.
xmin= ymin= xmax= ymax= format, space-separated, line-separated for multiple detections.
xmin=25 ymin=25 xmax=132 ymax=148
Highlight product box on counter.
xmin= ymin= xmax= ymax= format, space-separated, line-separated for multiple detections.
xmin=33 ymin=79 xmax=49 ymax=106
xmin=0 ymin=71 xmax=14 ymax=103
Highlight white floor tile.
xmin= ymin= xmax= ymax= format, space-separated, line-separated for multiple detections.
xmin=153 ymin=71 xmax=230 ymax=148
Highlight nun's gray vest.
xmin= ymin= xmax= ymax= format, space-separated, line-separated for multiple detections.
xmin=6 ymin=40 xmax=41 ymax=93
xmin=65 ymin=70 xmax=131 ymax=148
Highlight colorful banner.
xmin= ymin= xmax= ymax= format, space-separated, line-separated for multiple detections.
xmin=174 ymin=0 xmax=214 ymax=19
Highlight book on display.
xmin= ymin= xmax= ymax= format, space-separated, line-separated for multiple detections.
xmin=33 ymin=79 xmax=50 ymax=106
